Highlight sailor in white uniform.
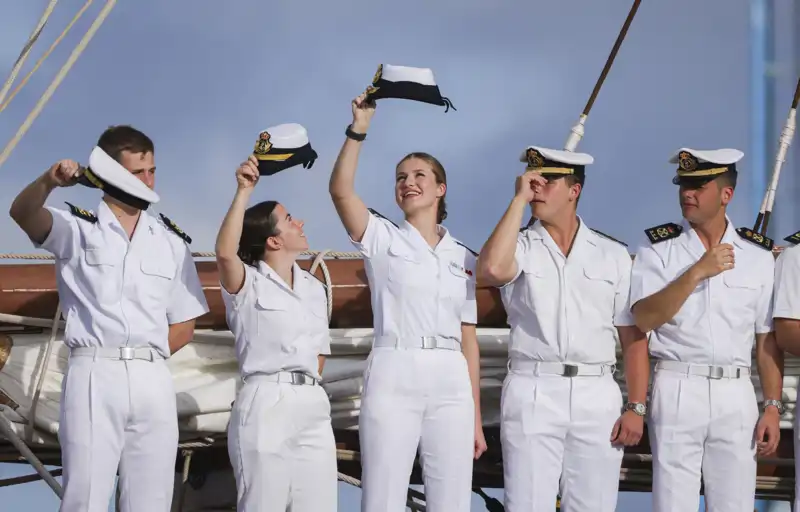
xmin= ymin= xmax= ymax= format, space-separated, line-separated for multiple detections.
xmin=329 ymin=91 xmax=486 ymax=512
xmin=8 ymin=125 xmax=209 ymax=512
xmin=215 ymin=126 xmax=336 ymax=512
xmin=773 ymin=230 xmax=800 ymax=511
xmin=478 ymin=146 xmax=649 ymax=512
xmin=630 ymin=148 xmax=783 ymax=512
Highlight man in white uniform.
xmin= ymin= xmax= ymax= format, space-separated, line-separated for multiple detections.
xmin=773 ymin=230 xmax=800 ymax=511
xmin=9 ymin=125 xmax=209 ymax=512
xmin=478 ymin=146 xmax=650 ymax=512
xmin=630 ymin=148 xmax=783 ymax=512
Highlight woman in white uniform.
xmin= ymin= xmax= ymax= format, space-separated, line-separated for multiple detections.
xmin=329 ymin=92 xmax=487 ymax=512
xmin=215 ymin=154 xmax=337 ymax=512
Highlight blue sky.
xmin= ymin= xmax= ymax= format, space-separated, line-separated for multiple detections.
xmin=1 ymin=0 xmax=798 ymax=510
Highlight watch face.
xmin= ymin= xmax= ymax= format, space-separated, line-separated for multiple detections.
xmin=628 ymin=403 xmax=646 ymax=415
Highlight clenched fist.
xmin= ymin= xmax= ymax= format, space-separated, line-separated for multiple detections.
xmin=514 ymin=170 xmax=548 ymax=203
xmin=236 ymin=155 xmax=260 ymax=190
xmin=351 ymin=92 xmax=376 ymax=133
xmin=43 ymin=160 xmax=81 ymax=188
xmin=693 ymin=243 xmax=735 ymax=280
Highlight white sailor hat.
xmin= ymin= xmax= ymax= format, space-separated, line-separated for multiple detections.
xmin=364 ymin=64 xmax=455 ymax=112
xmin=669 ymin=147 xmax=743 ymax=185
xmin=78 ymin=146 xmax=160 ymax=210
xmin=252 ymin=123 xmax=318 ymax=177
xmin=519 ymin=146 xmax=593 ymax=179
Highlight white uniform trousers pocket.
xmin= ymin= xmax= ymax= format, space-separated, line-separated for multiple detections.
xmin=500 ymin=371 xmax=624 ymax=512
xmin=227 ymin=380 xmax=337 ymax=512
xmin=59 ymin=356 xmax=178 ymax=512
xmin=649 ymin=370 xmax=759 ymax=512
xmin=358 ymin=349 xmax=474 ymax=512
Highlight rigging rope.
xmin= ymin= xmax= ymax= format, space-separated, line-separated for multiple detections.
xmin=0 ymin=0 xmax=60 ymax=106
xmin=0 ymin=0 xmax=118 ymax=170
xmin=0 ymin=249 xmax=365 ymax=260
xmin=0 ymin=0 xmax=94 ymax=114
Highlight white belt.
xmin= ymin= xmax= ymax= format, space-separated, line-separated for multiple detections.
xmin=246 ymin=371 xmax=319 ymax=386
xmin=373 ymin=335 xmax=461 ymax=351
xmin=655 ymin=360 xmax=751 ymax=380
xmin=509 ymin=360 xmax=616 ymax=377
xmin=70 ymin=346 xmax=164 ymax=362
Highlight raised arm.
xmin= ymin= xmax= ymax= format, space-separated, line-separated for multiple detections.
xmin=215 ymin=156 xmax=259 ymax=295
xmin=10 ymin=160 xmax=80 ymax=248
xmin=477 ymin=170 xmax=544 ymax=287
xmin=631 ymin=244 xmax=731 ymax=332
xmin=329 ymin=92 xmax=376 ymax=243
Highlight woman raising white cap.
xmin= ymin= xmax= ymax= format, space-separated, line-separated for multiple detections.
xmin=329 ymin=91 xmax=487 ymax=512
xmin=215 ymin=149 xmax=336 ymax=512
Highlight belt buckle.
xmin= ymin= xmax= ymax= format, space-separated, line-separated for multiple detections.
xmin=421 ymin=336 xmax=437 ymax=349
xmin=119 ymin=347 xmax=135 ymax=361
xmin=562 ymin=364 xmax=579 ymax=377
xmin=708 ymin=366 xmax=724 ymax=380
xmin=291 ymin=372 xmax=306 ymax=385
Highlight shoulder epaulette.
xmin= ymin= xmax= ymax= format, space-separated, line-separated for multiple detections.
xmin=784 ymin=230 xmax=800 ymax=245
xmin=367 ymin=208 xmax=398 ymax=228
xmin=735 ymin=227 xmax=773 ymax=251
xmin=590 ymin=228 xmax=627 ymax=247
xmin=65 ymin=202 xmax=97 ymax=223
xmin=159 ymin=213 xmax=192 ymax=244
xmin=644 ymin=222 xmax=682 ymax=244
xmin=455 ymin=240 xmax=478 ymax=258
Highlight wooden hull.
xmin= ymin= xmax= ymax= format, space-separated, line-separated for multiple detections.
xmin=0 ymin=259 xmax=510 ymax=330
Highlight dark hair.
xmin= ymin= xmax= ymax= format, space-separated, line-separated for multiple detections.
xmin=237 ymin=201 xmax=281 ymax=267
xmin=716 ymin=169 xmax=738 ymax=190
xmin=396 ymin=152 xmax=448 ymax=223
xmin=96 ymin=125 xmax=155 ymax=163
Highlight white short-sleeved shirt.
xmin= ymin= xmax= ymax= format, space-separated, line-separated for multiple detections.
xmin=499 ymin=217 xmax=634 ymax=365
xmin=36 ymin=201 xmax=210 ymax=359
xmin=220 ymin=261 xmax=331 ymax=380
xmin=349 ymin=210 xmax=477 ymax=343
xmin=774 ymin=243 xmax=800 ymax=320
xmin=630 ymin=217 xmax=774 ymax=367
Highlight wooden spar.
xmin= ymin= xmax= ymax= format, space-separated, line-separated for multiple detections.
xmin=525 ymin=0 xmax=643 ymax=226
xmin=753 ymin=76 xmax=800 ymax=235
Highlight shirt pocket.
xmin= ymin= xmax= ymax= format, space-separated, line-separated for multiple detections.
xmin=253 ymin=291 xmax=296 ymax=354
xmin=721 ymin=270 xmax=760 ymax=327
xmin=386 ymin=241 xmax=432 ymax=291
xmin=83 ymin=246 xmax=123 ymax=305
xmin=581 ymin=264 xmax=617 ymax=315
xmin=139 ymin=258 xmax=176 ymax=307
xmin=520 ymin=263 xmax=552 ymax=314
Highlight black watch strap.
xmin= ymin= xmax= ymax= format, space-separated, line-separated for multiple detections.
xmin=345 ymin=124 xmax=367 ymax=141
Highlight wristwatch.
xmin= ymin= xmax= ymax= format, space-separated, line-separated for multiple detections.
xmin=763 ymin=399 xmax=785 ymax=415
xmin=624 ymin=402 xmax=647 ymax=417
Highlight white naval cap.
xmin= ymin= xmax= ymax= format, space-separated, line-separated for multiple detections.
xmin=519 ymin=146 xmax=593 ymax=178
xmin=78 ymin=146 xmax=160 ymax=210
xmin=364 ymin=64 xmax=455 ymax=112
xmin=252 ymin=123 xmax=318 ymax=177
xmin=669 ymin=147 xmax=743 ymax=185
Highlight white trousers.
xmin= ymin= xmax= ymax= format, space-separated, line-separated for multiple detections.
xmin=359 ymin=348 xmax=475 ymax=512
xmin=649 ymin=369 xmax=759 ymax=512
xmin=58 ymin=353 xmax=178 ymax=512
xmin=500 ymin=371 xmax=624 ymax=512
xmin=228 ymin=376 xmax=337 ymax=512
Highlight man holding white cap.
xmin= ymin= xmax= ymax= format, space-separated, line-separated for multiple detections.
xmin=478 ymin=146 xmax=649 ymax=512
xmin=629 ymin=148 xmax=783 ymax=511
xmin=9 ymin=125 xmax=209 ymax=512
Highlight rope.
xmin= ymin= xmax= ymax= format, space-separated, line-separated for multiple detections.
xmin=309 ymin=249 xmax=334 ymax=322
xmin=0 ymin=0 xmax=118 ymax=170
xmin=26 ymin=301 xmax=62 ymax=444
xmin=0 ymin=0 xmax=60 ymax=106
xmin=0 ymin=414 xmax=62 ymax=497
xmin=0 ymin=0 xmax=94 ymax=114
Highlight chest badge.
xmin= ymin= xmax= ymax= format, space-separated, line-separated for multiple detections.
xmin=450 ymin=261 xmax=473 ymax=277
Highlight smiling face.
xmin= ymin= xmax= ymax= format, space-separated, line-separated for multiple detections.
xmin=678 ymin=176 xmax=734 ymax=224
xmin=267 ymin=203 xmax=308 ymax=253
xmin=530 ymin=174 xmax=582 ymax=222
xmin=394 ymin=154 xmax=447 ymax=223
